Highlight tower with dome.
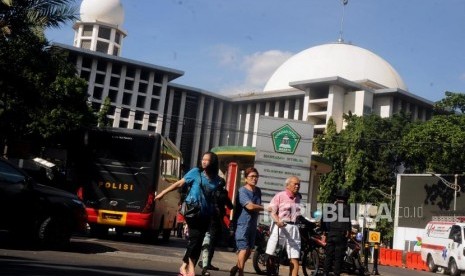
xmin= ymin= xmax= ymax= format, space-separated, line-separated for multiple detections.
xmin=73 ymin=0 xmax=126 ymax=56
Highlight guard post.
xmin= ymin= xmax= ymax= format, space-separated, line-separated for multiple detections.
xmin=363 ymin=240 xmax=369 ymax=269
xmin=368 ymin=230 xmax=381 ymax=275
xmin=372 ymin=243 xmax=380 ymax=275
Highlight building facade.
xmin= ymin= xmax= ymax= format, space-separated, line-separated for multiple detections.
xmin=57 ymin=0 xmax=435 ymax=205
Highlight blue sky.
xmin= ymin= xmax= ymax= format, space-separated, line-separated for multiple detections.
xmin=45 ymin=0 xmax=465 ymax=102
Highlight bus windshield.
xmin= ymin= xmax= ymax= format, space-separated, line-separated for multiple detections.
xmin=86 ymin=131 xmax=155 ymax=163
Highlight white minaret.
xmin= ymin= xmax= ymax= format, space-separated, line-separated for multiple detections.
xmin=73 ymin=0 xmax=127 ymax=56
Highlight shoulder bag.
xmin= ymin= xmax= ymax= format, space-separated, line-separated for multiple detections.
xmin=180 ymin=171 xmax=205 ymax=219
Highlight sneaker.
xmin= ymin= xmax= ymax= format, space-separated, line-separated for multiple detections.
xmin=206 ymin=264 xmax=219 ymax=271
xmin=229 ymin=265 xmax=238 ymax=276
xmin=201 ymin=268 xmax=210 ymax=276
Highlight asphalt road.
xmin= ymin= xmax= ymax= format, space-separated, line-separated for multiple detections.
xmin=0 ymin=232 xmax=442 ymax=276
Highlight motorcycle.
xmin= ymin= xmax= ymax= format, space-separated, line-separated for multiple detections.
xmin=252 ymin=223 xmax=272 ymax=275
xmin=343 ymin=232 xmax=365 ymax=275
xmin=252 ymin=216 xmax=326 ymax=276
xmin=299 ymin=217 xmax=326 ymax=276
xmin=302 ymin=229 xmax=366 ymax=276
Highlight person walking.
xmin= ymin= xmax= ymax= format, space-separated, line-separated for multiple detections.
xmin=321 ymin=188 xmax=351 ymax=276
xmin=155 ymin=151 xmax=222 ymax=276
xmin=176 ymin=202 xmax=186 ymax=238
xmin=265 ymin=176 xmax=302 ymax=276
xmin=230 ymin=167 xmax=264 ymax=276
xmin=199 ymin=179 xmax=234 ymax=275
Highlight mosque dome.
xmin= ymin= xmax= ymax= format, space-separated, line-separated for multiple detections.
xmin=80 ymin=0 xmax=125 ymax=26
xmin=263 ymin=42 xmax=407 ymax=92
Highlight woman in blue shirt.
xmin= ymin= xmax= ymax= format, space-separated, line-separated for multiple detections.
xmin=156 ymin=152 xmax=222 ymax=276
xmin=230 ymin=167 xmax=264 ymax=276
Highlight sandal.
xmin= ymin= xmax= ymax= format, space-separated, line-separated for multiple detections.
xmin=201 ymin=268 xmax=210 ymax=276
xmin=229 ymin=265 xmax=238 ymax=276
xmin=178 ymin=267 xmax=187 ymax=276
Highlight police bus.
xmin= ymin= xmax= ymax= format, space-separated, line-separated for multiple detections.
xmin=72 ymin=128 xmax=182 ymax=241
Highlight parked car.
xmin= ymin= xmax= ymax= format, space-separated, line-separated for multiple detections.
xmin=0 ymin=158 xmax=87 ymax=247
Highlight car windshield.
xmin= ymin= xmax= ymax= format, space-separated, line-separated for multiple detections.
xmin=0 ymin=161 xmax=26 ymax=184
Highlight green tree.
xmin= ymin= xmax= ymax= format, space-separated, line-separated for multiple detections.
xmin=1 ymin=0 xmax=77 ymax=38
xmin=316 ymin=113 xmax=411 ymax=203
xmin=314 ymin=118 xmax=346 ymax=202
xmin=315 ymin=113 xmax=412 ymax=243
xmin=97 ymin=97 xmax=112 ymax=127
xmin=0 ymin=0 xmax=95 ymax=155
xmin=401 ymin=114 xmax=465 ymax=174
xmin=434 ymin=91 xmax=465 ymax=115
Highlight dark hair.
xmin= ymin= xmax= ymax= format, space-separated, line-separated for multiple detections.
xmin=201 ymin=151 xmax=219 ymax=176
xmin=244 ymin=167 xmax=259 ymax=178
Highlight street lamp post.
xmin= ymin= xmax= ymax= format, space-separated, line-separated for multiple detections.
xmin=429 ymin=173 xmax=461 ymax=212
xmin=369 ymin=186 xmax=395 ymax=249
xmin=390 ymin=185 xmax=393 ymax=215
xmin=370 ymin=186 xmax=394 ymax=218
xmin=454 ymin=174 xmax=458 ymax=211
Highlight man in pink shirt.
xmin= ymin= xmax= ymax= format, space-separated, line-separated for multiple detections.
xmin=265 ymin=176 xmax=302 ymax=276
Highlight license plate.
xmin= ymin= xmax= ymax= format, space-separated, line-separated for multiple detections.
xmin=97 ymin=210 xmax=127 ymax=226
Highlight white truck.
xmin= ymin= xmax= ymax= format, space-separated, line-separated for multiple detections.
xmin=420 ymin=221 xmax=465 ymax=276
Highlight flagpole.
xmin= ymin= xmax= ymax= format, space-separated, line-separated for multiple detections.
xmin=339 ymin=0 xmax=348 ymax=42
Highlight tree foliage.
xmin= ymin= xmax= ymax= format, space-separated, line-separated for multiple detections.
xmin=401 ymin=114 xmax=465 ymax=174
xmin=315 ymin=113 xmax=411 ymax=204
xmin=1 ymin=0 xmax=77 ymax=38
xmin=402 ymin=91 xmax=465 ymax=174
xmin=98 ymin=97 xmax=112 ymax=127
xmin=315 ymin=91 xmax=465 ymax=245
xmin=0 ymin=0 xmax=95 ymax=155
xmin=434 ymin=91 xmax=465 ymax=115
xmin=315 ymin=113 xmax=413 ymax=244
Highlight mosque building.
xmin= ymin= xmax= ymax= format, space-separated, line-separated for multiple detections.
xmin=55 ymin=0 xmax=434 ymax=195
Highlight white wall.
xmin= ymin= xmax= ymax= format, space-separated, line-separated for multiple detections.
xmin=393 ymin=226 xmax=425 ymax=252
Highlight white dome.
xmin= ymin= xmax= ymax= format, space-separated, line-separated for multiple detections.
xmin=264 ymin=43 xmax=407 ymax=92
xmin=80 ymin=0 xmax=124 ymax=26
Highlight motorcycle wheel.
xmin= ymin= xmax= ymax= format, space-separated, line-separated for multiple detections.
xmin=265 ymin=254 xmax=279 ymax=276
xmin=252 ymin=250 xmax=268 ymax=275
xmin=353 ymin=255 xmax=365 ymax=276
xmin=302 ymin=249 xmax=320 ymax=276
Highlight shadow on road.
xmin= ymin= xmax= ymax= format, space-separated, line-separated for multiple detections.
xmin=0 ymin=256 xmax=180 ymax=276
xmin=0 ymin=231 xmax=117 ymax=254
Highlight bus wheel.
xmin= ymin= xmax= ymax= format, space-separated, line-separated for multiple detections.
xmin=115 ymin=227 xmax=125 ymax=238
xmin=162 ymin=229 xmax=171 ymax=241
xmin=141 ymin=230 xmax=158 ymax=243
xmin=89 ymin=225 xmax=108 ymax=239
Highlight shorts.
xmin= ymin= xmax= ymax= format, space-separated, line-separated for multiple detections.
xmin=235 ymin=223 xmax=257 ymax=250
xmin=265 ymin=223 xmax=301 ymax=259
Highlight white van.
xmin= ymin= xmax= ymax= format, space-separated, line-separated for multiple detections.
xmin=420 ymin=221 xmax=465 ymax=276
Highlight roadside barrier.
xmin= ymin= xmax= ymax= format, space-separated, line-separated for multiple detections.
xmin=378 ymin=248 xmax=387 ymax=265
xmin=377 ymin=248 xmax=403 ymax=267
xmin=405 ymin=252 xmax=428 ymax=271
xmin=386 ymin=248 xmax=402 ymax=267
xmin=376 ymin=248 xmax=429 ymax=271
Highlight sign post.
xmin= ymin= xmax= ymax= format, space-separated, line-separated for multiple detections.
xmin=255 ymin=116 xmax=314 ymax=204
